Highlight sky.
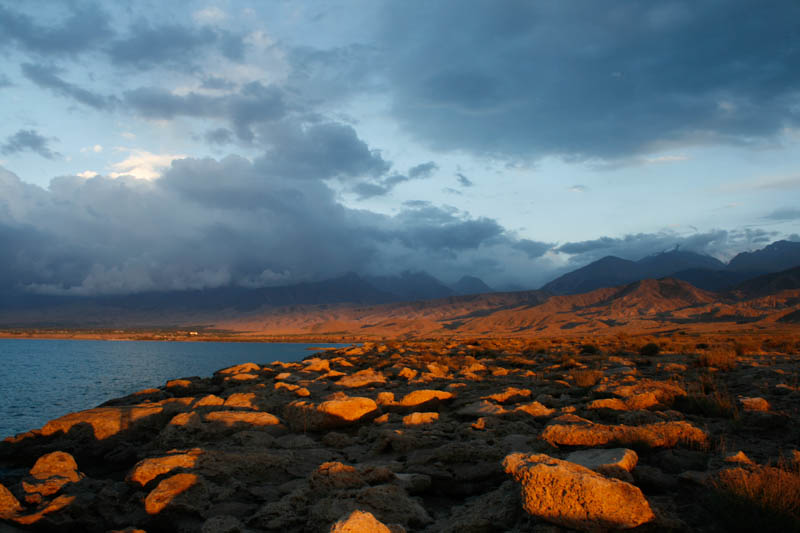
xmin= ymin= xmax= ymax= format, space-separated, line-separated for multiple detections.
xmin=1 ymin=0 xmax=799 ymax=295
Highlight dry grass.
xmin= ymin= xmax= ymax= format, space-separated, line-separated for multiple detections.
xmin=698 ymin=346 xmax=738 ymax=370
xmin=675 ymin=373 xmax=739 ymax=418
xmin=709 ymin=461 xmax=800 ymax=531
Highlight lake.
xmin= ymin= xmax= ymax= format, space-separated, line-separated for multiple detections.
xmin=0 ymin=339 xmax=347 ymax=439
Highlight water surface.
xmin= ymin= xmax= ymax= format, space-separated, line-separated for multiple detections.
xmin=0 ymin=339 xmax=345 ymax=439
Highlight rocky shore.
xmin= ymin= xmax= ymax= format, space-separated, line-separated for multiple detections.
xmin=1 ymin=339 xmax=798 ymax=532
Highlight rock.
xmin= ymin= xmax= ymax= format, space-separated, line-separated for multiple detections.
xmin=21 ymin=451 xmax=84 ymax=503
xmin=514 ymin=401 xmax=555 ymax=418
xmin=397 ymin=390 xmax=453 ymax=410
xmin=484 ymin=387 xmax=532 ymax=404
xmin=724 ymin=450 xmax=754 ymax=465
xmin=564 ymin=448 xmax=638 ymax=481
xmin=223 ymin=393 xmax=258 ymax=409
xmin=40 ymin=405 xmax=166 ymax=440
xmin=0 ymin=482 xmax=22 ymax=518
xmin=503 ymin=452 xmax=655 ymax=531
xmin=29 ymin=451 xmax=81 ymax=482
xmin=587 ymin=398 xmax=629 ymax=411
xmin=216 ymin=362 xmax=260 ymax=375
xmin=195 ymin=395 xmax=226 ymax=407
xmin=329 ymin=509 xmax=399 ymax=533
xmin=541 ymin=420 xmax=708 ymax=448
xmin=397 ymin=368 xmax=418 ymax=381
xmin=633 ymin=465 xmax=679 ymax=492
xmin=739 ymin=396 xmax=770 ymax=411
xmin=202 ymin=514 xmax=246 ymax=533
xmin=284 ymin=396 xmax=379 ymax=431
xmin=432 ymin=480 xmax=519 ymax=533
xmin=144 ymin=473 xmax=200 ymax=515
xmin=310 ymin=462 xmax=366 ymax=493
xmin=203 ymin=411 xmax=281 ymax=428
xmin=310 ymin=484 xmax=431 ymax=530
xmin=305 ymin=358 xmax=332 ymax=373
xmin=457 ymin=401 xmax=507 ymax=417
xmin=336 ymin=369 xmax=386 ymax=388
xmin=402 ymin=412 xmax=439 ymax=426
xmin=127 ymin=449 xmax=202 ymax=486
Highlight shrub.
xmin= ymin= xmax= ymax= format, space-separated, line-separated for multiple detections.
xmin=708 ymin=461 xmax=800 ymax=531
xmin=639 ymin=342 xmax=660 ymax=356
xmin=579 ymin=343 xmax=600 ymax=355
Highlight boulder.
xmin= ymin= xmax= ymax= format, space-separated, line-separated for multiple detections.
xmin=330 ymin=509 xmax=401 ymax=533
xmin=21 ymin=451 xmax=84 ymax=504
xmin=503 ymin=453 xmax=655 ymax=531
xmin=483 ymin=387 xmax=532 ymax=404
xmin=0 ymin=482 xmax=22 ymax=518
xmin=284 ymin=396 xmax=379 ymax=431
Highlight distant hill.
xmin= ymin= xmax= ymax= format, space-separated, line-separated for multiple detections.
xmin=365 ymin=271 xmax=454 ymax=302
xmin=729 ymin=265 xmax=800 ymax=298
xmin=211 ymin=275 xmax=799 ymax=338
xmin=542 ymin=250 xmax=725 ymax=295
xmin=450 ymin=275 xmax=493 ymax=295
xmin=728 ymin=240 xmax=800 ymax=273
xmin=542 ymin=242 xmax=800 ymax=295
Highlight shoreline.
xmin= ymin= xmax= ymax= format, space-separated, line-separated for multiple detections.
xmin=0 ymin=338 xmax=798 ymax=530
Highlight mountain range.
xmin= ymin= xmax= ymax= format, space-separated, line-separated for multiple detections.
xmin=542 ymin=240 xmax=800 ymax=295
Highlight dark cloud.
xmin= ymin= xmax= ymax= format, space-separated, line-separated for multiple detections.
xmin=21 ymin=63 xmax=116 ymax=110
xmin=256 ymin=120 xmax=390 ymax=180
xmin=353 ymin=162 xmax=436 ymax=199
xmin=513 ymin=239 xmax=553 ymax=259
xmin=125 ymin=82 xmax=286 ymax=142
xmin=408 ymin=162 xmax=437 ymax=179
xmin=204 ymin=128 xmax=234 ymax=145
xmin=456 ymin=173 xmax=473 ymax=187
xmin=553 ymin=229 xmax=779 ymax=266
xmin=0 ymin=130 xmax=60 ymax=159
xmin=763 ymin=207 xmax=800 ymax=221
xmin=378 ymin=1 xmax=800 ymax=160
xmin=0 ymin=161 xmax=539 ymax=295
xmin=0 ymin=73 xmax=11 ymax=87
xmin=109 ymin=21 xmax=241 ymax=69
xmin=0 ymin=3 xmax=112 ymax=56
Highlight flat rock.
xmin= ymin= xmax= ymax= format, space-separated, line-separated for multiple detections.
xmin=127 ymin=449 xmax=202 ymax=486
xmin=565 ymin=448 xmax=638 ymax=481
xmin=336 ymin=369 xmax=386 ymax=388
xmin=203 ymin=410 xmax=281 ymax=427
xmin=542 ymin=420 xmax=708 ymax=448
xmin=144 ymin=472 xmax=200 ymax=515
xmin=397 ymin=390 xmax=453 ymax=410
xmin=285 ymin=396 xmax=379 ymax=431
xmin=402 ymin=412 xmax=439 ymax=426
xmin=503 ymin=452 xmax=655 ymax=531
xmin=40 ymin=405 xmax=166 ymax=440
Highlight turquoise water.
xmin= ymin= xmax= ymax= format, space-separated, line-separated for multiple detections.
xmin=0 ymin=339 xmax=346 ymax=439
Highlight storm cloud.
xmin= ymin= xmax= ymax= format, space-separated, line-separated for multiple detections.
xmin=0 ymin=159 xmax=541 ymax=295
xmin=376 ymin=0 xmax=800 ymax=161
